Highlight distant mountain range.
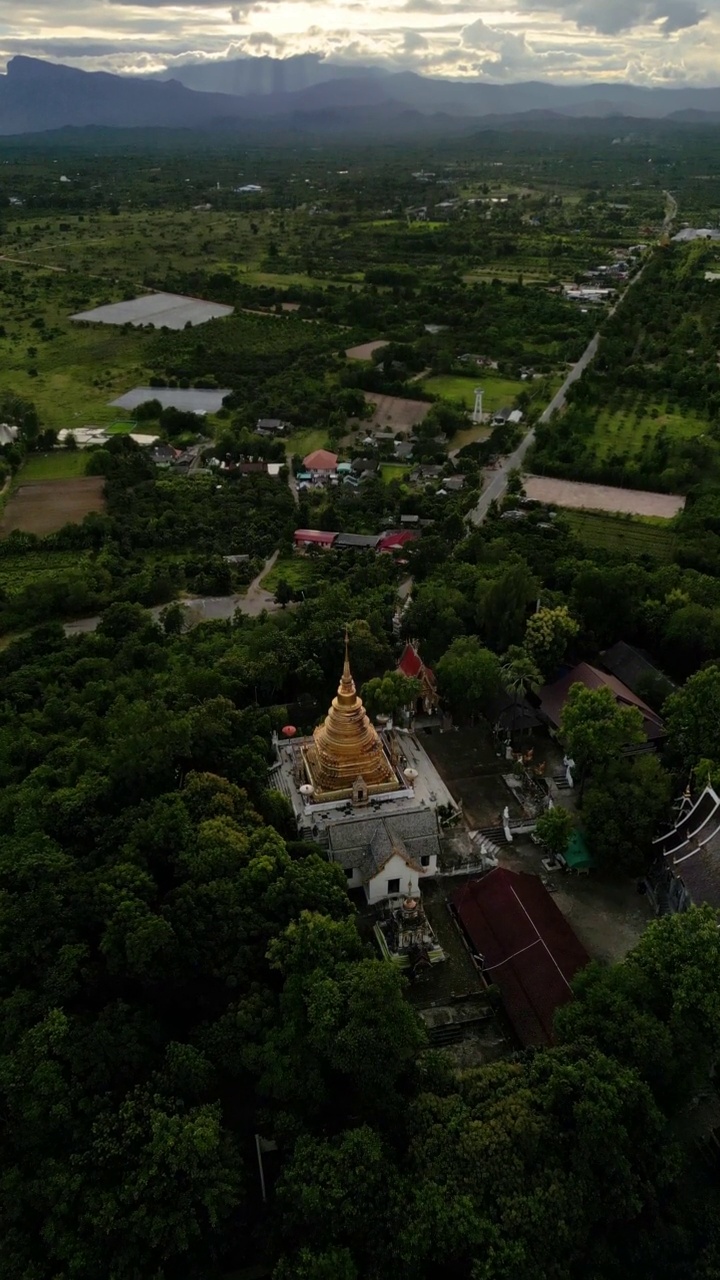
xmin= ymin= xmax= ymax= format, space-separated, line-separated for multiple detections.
xmin=3 ymin=55 xmax=720 ymax=137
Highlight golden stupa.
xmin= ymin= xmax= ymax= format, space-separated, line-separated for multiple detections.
xmin=302 ymin=634 xmax=400 ymax=804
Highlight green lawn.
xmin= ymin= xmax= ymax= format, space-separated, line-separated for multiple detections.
xmin=380 ymin=463 xmax=410 ymax=484
xmin=19 ymin=451 xmax=89 ymax=481
xmin=284 ymin=428 xmax=332 ymax=459
xmin=422 ymin=374 xmax=525 ymax=414
xmin=261 ymin=556 xmax=316 ymax=593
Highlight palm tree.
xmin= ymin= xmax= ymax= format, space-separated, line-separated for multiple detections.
xmin=501 ymin=646 xmax=542 ymax=738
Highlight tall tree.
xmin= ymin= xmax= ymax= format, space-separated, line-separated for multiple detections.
xmin=524 ymin=604 xmax=579 ymax=677
xmin=436 ymin=636 xmax=502 ymax=721
xmin=361 ymin=672 xmax=421 ymax=720
xmin=560 ymin=683 xmax=645 ymax=794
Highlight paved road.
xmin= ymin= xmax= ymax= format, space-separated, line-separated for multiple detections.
xmin=468 ymin=248 xmax=659 ymax=526
xmin=468 ymin=332 xmax=600 ymax=525
xmin=64 ymin=551 xmax=281 ymax=636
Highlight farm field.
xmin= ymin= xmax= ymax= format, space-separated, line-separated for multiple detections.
xmin=2 ymin=477 xmax=106 ymax=537
xmin=364 ymin=392 xmax=431 ymax=432
xmin=523 ymin=475 xmax=686 ymax=518
xmin=346 ymin=340 xmax=388 ymax=361
xmin=592 ymin=401 xmax=706 ymax=459
xmin=563 ymin=510 xmax=677 ymax=560
xmin=0 ymin=268 xmax=150 ymax=430
xmin=422 ymin=374 xmax=525 ymax=413
xmin=0 ymin=549 xmax=93 ymax=593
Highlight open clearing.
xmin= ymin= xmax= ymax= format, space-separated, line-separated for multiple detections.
xmin=524 ymin=476 xmax=685 ymax=518
xmin=20 ymin=452 xmax=89 ymax=481
xmin=364 ymin=392 xmax=431 ymax=432
xmin=345 ymin=340 xmax=388 ymax=361
xmin=111 ymin=386 xmax=231 ymax=413
xmin=72 ymin=292 xmax=234 ymax=330
xmin=2 ymin=477 xmax=106 ymax=537
xmin=423 ymin=373 xmax=525 ymax=413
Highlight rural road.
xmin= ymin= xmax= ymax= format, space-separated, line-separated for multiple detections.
xmin=64 ymin=551 xmax=281 ymax=636
xmin=468 ymin=332 xmax=600 ymax=525
xmin=468 ymin=232 xmax=665 ymax=527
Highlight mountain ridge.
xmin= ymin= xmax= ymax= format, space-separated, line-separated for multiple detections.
xmin=3 ymin=55 xmax=720 ymax=136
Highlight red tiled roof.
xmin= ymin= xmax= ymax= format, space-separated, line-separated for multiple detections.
xmin=303 ymin=449 xmax=338 ymax=471
xmin=538 ymin=662 xmax=665 ymax=741
xmin=452 ymin=868 xmax=589 ymax=1046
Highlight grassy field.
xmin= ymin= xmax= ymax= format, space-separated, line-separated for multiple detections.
xmin=563 ymin=510 xmax=677 ymax=560
xmin=19 ymin=451 xmax=89 ymax=481
xmin=284 ymin=428 xmax=331 ymax=459
xmin=0 ymin=265 xmax=150 ymax=430
xmin=379 ymin=463 xmax=411 ymax=484
xmin=262 ymin=555 xmax=316 ymax=592
xmin=593 ymin=401 xmax=707 ymax=459
xmin=422 ymin=373 xmax=525 ymax=413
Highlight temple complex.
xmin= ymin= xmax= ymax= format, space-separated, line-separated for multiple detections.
xmin=270 ymin=634 xmax=460 ymax=901
xmin=302 ymin=633 xmax=404 ymax=805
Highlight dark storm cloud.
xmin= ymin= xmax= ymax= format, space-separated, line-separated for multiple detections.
xmin=525 ymin=0 xmax=709 ymax=34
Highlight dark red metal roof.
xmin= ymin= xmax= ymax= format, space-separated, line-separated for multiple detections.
xmin=452 ymin=868 xmax=589 ymax=1047
xmin=377 ymin=531 xmax=419 ymax=553
xmin=293 ymin=529 xmax=337 ymax=545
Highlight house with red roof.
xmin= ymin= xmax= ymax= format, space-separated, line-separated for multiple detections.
xmin=397 ymin=641 xmax=439 ymax=714
xmin=303 ymin=448 xmax=338 ymax=477
xmin=377 ymin=530 xmax=419 ymax=554
xmin=452 ymin=868 xmax=589 ymax=1047
xmin=293 ymin=529 xmax=337 ymax=550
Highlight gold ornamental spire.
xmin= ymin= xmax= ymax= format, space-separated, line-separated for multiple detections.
xmin=338 ymin=627 xmax=356 ymax=705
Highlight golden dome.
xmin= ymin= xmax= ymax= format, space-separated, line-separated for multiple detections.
xmin=303 ymin=633 xmax=398 ymax=800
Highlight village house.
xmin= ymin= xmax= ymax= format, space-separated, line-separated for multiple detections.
xmin=256 ymin=418 xmax=290 ymax=436
xmin=302 ymin=448 xmax=338 ymax=479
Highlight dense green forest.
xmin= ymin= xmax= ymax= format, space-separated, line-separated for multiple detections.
xmin=3 ymin=579 xmax=720 ymax=1278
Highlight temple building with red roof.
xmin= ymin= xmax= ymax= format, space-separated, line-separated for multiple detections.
xmin=452 ymin=868 xmax=589 ymax=1046
xmin=397 ymin=641 xmax=439 ymax=715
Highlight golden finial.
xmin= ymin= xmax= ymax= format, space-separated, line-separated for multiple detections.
xmin=338 ymin=627 xmax=356 ymax=700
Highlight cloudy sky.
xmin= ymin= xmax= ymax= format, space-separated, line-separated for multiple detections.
xmin=1 ymin=0 xmax=719 ymax=84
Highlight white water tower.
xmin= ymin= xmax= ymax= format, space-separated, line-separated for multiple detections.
xmin=472 ymin=386 xmax=484 ymax=424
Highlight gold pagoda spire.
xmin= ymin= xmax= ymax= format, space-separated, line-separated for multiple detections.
xmin=338 ymin=627 xmax=356 ymax=705
xmin=302 ymin=632 xmax=399 ymax=801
